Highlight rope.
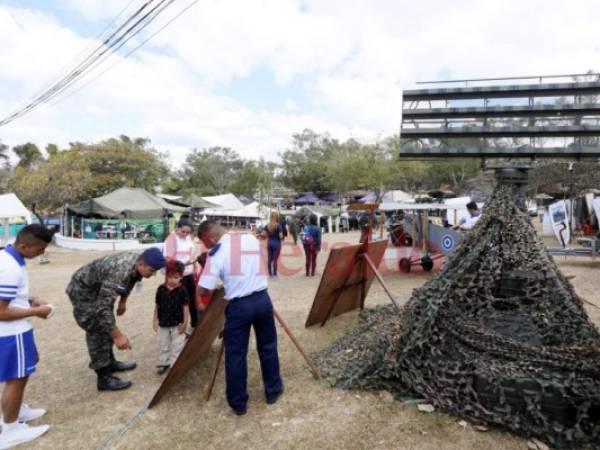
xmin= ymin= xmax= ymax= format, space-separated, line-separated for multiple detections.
xmin=94 ymin=393 xmax=154 ymax=450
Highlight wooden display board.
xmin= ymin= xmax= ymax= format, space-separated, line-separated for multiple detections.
xmin=305 ymin=240 xmax=388 ymax=327
xmin=149 ymin=289 xmax=227 ymax=408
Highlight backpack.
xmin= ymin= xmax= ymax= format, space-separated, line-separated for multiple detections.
xmin=302 ymin=228 xmax=314 ymax=249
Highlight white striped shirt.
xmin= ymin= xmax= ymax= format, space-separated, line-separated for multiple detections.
xmin=0 ymin=245 xmax=32 ymax=337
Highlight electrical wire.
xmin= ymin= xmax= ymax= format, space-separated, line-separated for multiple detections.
xmin=0 ymin=1 xmax=157 ymax=126
xmin=0 ymin=0 xmax=179 ymax=127
xmin=23 ymin=0 xmax=141 ymax=103
xmin=49 ymin=0 xmax=202 ymax=109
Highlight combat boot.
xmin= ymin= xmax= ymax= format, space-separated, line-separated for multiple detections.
xmin=96 ymin=367 xmax=132 ymax=391
xmin=109 ymin=360 xmax=137 ymax=373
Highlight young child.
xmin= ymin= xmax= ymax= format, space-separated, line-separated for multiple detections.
xmin=153 ymin=261 xmax=190 ymax=375
xmin=0 ymin=224 xmax=54 ymax=449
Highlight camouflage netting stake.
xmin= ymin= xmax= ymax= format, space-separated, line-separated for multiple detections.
xmin=314 ymin=185 xmax=600 ymax=449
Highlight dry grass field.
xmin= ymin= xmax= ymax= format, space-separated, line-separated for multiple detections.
xmin=15 ymin=231 xmax=600 ymax=449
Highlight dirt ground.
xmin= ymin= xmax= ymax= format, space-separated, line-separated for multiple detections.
xmin=15 ymin=230 xmax=600 ymax=450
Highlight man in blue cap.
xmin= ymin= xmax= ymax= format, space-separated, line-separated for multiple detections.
xmin=66 ymin=248 xmax=165 ymax=391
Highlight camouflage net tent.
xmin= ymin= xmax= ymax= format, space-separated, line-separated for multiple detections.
xmin=315 ymin=185 xmax=600 ymax=448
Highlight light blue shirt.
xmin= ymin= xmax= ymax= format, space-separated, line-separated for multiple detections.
xmin=198 ymin=233 xmax=268 ymax=300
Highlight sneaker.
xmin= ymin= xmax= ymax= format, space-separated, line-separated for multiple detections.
xmin=155 ymin=365 xmax=170 ymax=375
xmin=19 ymin=403 xmax=46 ymax=422
xmin=0 ymin=422 xmax=50 ymax=449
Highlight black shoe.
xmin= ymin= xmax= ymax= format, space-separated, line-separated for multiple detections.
xmin=266 ymin=386 xmax=284 ymax=405
xmin=233 ymin=407 xmax=247 ymax=416
xmin=155 ymin=365 xmax=170 ymax=375
xmin=110 ymin=360 xmax=137 ymax=373
xmin=97 ymin=375 xmax=132 ymax=391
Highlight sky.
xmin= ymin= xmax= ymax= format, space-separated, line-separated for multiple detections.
xmin=1 ymin=0 xmax=600 ymax=167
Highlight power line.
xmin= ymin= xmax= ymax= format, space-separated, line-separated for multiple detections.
xmin=36 ymin=0 xmax=175 ymax=106
xmin=0 ymin=1 xmax=158 ymax=126
xmin=49 ymin=0 xmax=202 ymax=109
xmin=24 ymin=0 xmax=140 ymax=103
xmin=0 ymin=0 xmax=179 ymax=127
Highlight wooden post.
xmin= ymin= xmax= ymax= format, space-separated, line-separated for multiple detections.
xmin=362 ymin=254 xmax=402 ymax=311
xmin=273 ymin=309 xmax=320 ymax=380
xmin=411 ymin=213 xmax=417 ymax=249
xmin=204 ymin=338 xmax=225 ymax=401
xmin=422 ymin=212 xmax=429 ymax=252
xmin=205 ymin=310 xmax=321 ymax=403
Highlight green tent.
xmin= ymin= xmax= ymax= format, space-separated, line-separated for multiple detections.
xmin=179 ymin=194 xmax=219 ymax=209
xmin=67 ymin=187 xmax=189 ymax=220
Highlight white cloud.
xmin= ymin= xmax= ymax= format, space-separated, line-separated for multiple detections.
xmin=57 ymin=0 xmax=130 ymax=22
xmin=2 ymin=0 xmax=600 ymax=171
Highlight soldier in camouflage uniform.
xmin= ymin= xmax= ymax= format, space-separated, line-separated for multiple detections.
xmin=66 ymin=248 xmax=166 ymax=391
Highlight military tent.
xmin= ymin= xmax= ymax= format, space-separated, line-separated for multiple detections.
xmin=67 ymin=187 xmax=188 ymax=220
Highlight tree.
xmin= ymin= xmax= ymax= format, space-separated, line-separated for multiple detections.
xmin=0 ymin=140 xmax=8 ymax=162
xmin=12 ymin=150 xmax=94 ymax=212
xmin=278 ymin=129 xmax=336 ymax=193
xmin=12 ymin=142 xmax=43 ymax=168
xmin=326 ymin=139 xmax=364 ymax=197
xmin=0 ymin=140 xmax=10 ymax=194
xmin=69 ymin=135 xmax=168 ymax=196
xmin=529 ymin=160 xmax=600 ymax=195
xmin=255 ymin=158 xmax=278 ymax=205
xmin=45 ymin=143 xmax=59 ymax=158
xmin=10 ymin=135 xmax=167 ymax=211
xmin=175 ymin=147 xmax=245 ymax=196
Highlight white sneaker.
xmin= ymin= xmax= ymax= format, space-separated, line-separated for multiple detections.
xmin=0 ymin=422 xmax=50 ymax=449
xmin=19 ymin=404 xmax=46 ymax=422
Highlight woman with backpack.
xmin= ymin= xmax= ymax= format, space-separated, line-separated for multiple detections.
xmin=265 ymin=211 xmax=285 ymax=277
xmin=302 ymin=215 xmax=322 ymax=277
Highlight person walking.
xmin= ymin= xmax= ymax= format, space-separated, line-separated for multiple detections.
xmin=196 ymin=221 xmax=283 ymax=416
xmin=302 ymin=215 xmax=322 ymax=277
xmin=288 ymin=218 xmax=299 ymax=245
xmin=163 ymin=217 xmax=199 ymax=326
xmin=265 ymin=212 xmax=285 ymax=278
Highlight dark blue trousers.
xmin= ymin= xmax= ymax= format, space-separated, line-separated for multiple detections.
xmin=224 ymin=289 xmax=283 ymax=411
xmin=267 ymin=240 xmax=281 ymax=276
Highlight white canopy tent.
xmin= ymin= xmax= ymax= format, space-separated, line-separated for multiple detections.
xmin=0 ymin=193 xmax=33 ymax=244
xmin=0 ymin=193 xmax=32 ymax=223
xmin=200 ymin=194 xmax=267 ymax=227
xmin=201 ymin=193 xmax=245 ymax=211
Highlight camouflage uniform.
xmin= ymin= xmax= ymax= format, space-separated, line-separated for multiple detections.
xmin=66 ymin=252 xmax=142 ymax=371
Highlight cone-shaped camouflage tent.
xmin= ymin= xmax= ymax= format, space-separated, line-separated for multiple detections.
xmin=315 ymin=185 xmax=600 ymax=448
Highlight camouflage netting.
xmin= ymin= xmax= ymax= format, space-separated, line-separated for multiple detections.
xmin=314 ymin=185 xmax=600 ymax=448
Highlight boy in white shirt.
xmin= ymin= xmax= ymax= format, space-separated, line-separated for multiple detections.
xmin=0 ymin=225 xmax=54 ymax=449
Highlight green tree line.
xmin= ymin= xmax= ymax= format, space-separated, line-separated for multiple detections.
xmin=3 ymin=128 xmax=594 ymax=213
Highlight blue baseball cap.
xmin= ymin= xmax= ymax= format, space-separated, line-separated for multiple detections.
xmin=140 ymin=247 xmax=166 ymax=270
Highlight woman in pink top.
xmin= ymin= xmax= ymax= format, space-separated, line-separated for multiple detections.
xmin=163 ymin=218 xmax=198 ymax=326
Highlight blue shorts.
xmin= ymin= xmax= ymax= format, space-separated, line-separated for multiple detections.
xmin=0 ymin=329 xmax=38 ymax=382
